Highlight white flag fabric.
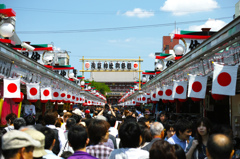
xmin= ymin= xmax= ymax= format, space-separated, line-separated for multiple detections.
xmin=141 ymin=95 xmax=147 ymax=103
xmin=151 ymin=91 xmax=158 ymax=101
xmin=52 ymin=89 xmax=60 ymax=100
xmin=156 ymin=87 xmax=163 ymax=100
xmin=162 ymin=86 xmax=174 ymax=100
xmin=212 ymin=63 xmax=238 ymax=96
xmin=79 ymin=96 xmax=85 ymax=103
xmin=4 ymin=78 xmax=20 ymax=98
xmin=87 ymin=100 xmax=92 ymax=105
xmin=60 ymin=91 xmax=67 ymax=101
xmin=172 ymin=81 xmax=187 ymax=99
xmin=145 ymin=93 xmax=151 ymax=98
xmin=188 ymin=75 xmax=207 ymax=99
xmin=26 ymin=83 xmax=40 ymax=100
xmin=66 ymin=92 xmax=72 ymax=101
xmin=132 ymin=100 xmax=136 ymax=105
xmin=41 ymin=87 xmax=52 ymax=100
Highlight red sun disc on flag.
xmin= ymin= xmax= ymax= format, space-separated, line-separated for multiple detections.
xmin=88 ymin=101 xmax=91 ymax=104
xmin=76 ymin=97 xmax=79 ymax=101
xmin=217 ymin=72 xmax=231 ymax=87
xmin=142 ymin=97 xmax=146 ymax=101
xmin=61 ymin=93 xmax=66 ymax=97
xmin=8 ymin=83 xmax=17 ymax=93
xmin=133 ymin=101 xmax=135 ymax=104
xmin=43 ymin=90 xmax=50 ymax=96
xmin=72 ymin=96 xmax=75 ymax=100
xmin=166 ymin=89 xmax=172 ymax=96
xmin=80 ymin=97 xmax=82 ymax=101
xmin=53 ymin=92 xmax=59 ymax=97
xmin=158 ymin=91 xmax=163 ymax=96
xmin=176 ymin=86 xmax=184 ymax=94
xmin=192 ymin=81 xmax=202 ymax=92
xmin=67 ymin=94 xmax=71 ymax=99
xmin=153 ymin=93 xmax=156 ymax=98
xmin=30 ymin=88 xmax=37 ymax=96
xmin=85 ymin=62 xmax=90 ymax=69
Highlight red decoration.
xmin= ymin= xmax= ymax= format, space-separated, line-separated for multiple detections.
xmin=12 ymin=92 xmax=24 ymax=103
xmin=178 ymin=98 xmax=188 ymax=102
xmin=217 ymin=72 xmax=231 ymax=87
xmin=191 ymin=97 xmax=202 ymax=102
xmin=152 ymin=101 xmax=158 ymax=104
xmin=176 ymin=86 xmax=184 ymax=94
xmin=169 ymin=99 xmax=176 ymax=103
xmin=41 ymin=100 xmax=48 ymax=103
xmin=165 ymin=89 xmax=172 ymax=96
xmin=192 ymin=81 xmax=202 ymax=92
xmin=50 ymin=100 xmax=57 ymax=102
xmin=28 ymin=99 xmax=38 ymax=103
xmin=211 ymin=93 xmax=227 ymax=100
xmin=162 ymin=99 xmax=168 ymax=103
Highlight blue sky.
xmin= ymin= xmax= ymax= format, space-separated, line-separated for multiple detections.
xmin=2 ymin=0 xmax=239 ymax=79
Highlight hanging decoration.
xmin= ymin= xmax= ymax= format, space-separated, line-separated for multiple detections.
xmin=162 ymin=86 xmax=174 ymax=100
xmin=212 ymin=63 xmax=238 ymax=96
xmin=4 ymin=78 xmax=20 ymax=98
xmin=41 ymin=87 xmax=52 ymax=100
xmin=156 ymin=87 xmax=163 ymax=100
xmin=188 ymin=75 xmax=207 ymax=99
xmin=12 ymin=92 xmax=24 ymax=103
xmin=172 ymin=81 xmax=187 ymax=99
xmin=211 ymin=93 xmax=227 ymax=100
xmin=26 ymin=83 xmax=40 ymax=100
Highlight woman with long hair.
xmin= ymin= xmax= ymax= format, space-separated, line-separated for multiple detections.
xmin=186 ymin=117 xmax=212 ymax=159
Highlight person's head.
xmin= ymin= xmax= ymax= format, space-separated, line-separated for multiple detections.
xmin=196 ymin=117 xmax=212 ymax=148
xmin=6 ymin=113 xmax=17 ymax=125
xmin=138 ymin=117 xmax=150 ymax=128
xmin=61 ymin=151 xmax=73 ymax=159
xmin=44 ymin=112 xmax=58 ymax=125
xmin=63 ymin=112 xmax=72 ymax=123
xmin=39 ymin=127 xmax=55 ymax=150
xmin=150 ymin=122 xmax=164 ymax=138
xmin=22 ymin=128 xmax=47 ymax=158
xmin=119 ymin=122 xmax=141 ymax=148
xmin=24 ymin=115 xmax=36 ymax=125
xmin=13 ymin=117 xmax=26 ymax=130
xmin=175 ymin=119 xmax=192 ymax=140
xmin=140 ymin=128 xmax=152 ymax=146
xmin=207 ymin=134 xmax=234 ymax=159
xmin=159 ymin=111 xmax=167 ymax=123
xmin=2 ymin=130 xmax=41 ymax=159
xmin=106 ymin=114 xmax=116 ymax=127
xmin=88 ymin=119 xmax=110 ymax=145
xmin=165 ymin=121 xmax=176 ymax=139
xmin=66 ymin=118 xmax=76 ymax=130
xmin=55 ymin=118 xmax=62 ymax=128
xmin=174 ymin=144 xmax=186 ymax=159
xmin=68 ymin=125 xmax=89 ymax=151
xmin=149 ymin=140 xmax=177 ymax=159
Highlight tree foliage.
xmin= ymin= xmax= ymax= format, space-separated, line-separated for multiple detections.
xmin=88 ymin=80 xmax=111 ymax=95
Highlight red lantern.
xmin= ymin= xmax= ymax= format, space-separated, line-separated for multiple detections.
xmin=41 ymin=100 xmax=48 ymax=103
xmin=58 ymin=100 xmax=63 ymax=103
xmin=12 ymin=92 xmax=24 ymax=103
xmin=211 ymin=93 xmax=227 ymax=100
xmin=191 ymin=97 xmax=202 ymax=102
xmin=152 ymin=101 xmax=158 ymax=104
xmin=178 ymin=98 xmax=188 ymax=102
xmin=162 ymin=99 xmax=168 ymax=103
xmin=28 ymin=99 xmax=38 ymax=103
xmin=169 ymin=99 xmax=176 ymax=103
xmin=50 ymin=100 xmax=56 ymax=102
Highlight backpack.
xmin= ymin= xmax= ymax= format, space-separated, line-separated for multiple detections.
xmin=52 ymin=128 xmax=60 ymax=155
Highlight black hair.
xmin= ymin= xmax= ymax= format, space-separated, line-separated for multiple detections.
xmin=119 ymin=122 xmax=141 ymax=148
xmin=24 ymin=115 xmax=36 ymax=125
xmin=13 ymin=118 xmax=26 ymax=130
xmin=39 ymin=127 xmax=55 ymax=149
xmin=174 ymin=144 xmax=186 ymax=159
xmin=106 ymin=115 xmax=116 ymax=127
xmin=66 ymin=118 xmax=76 ymax=130
xmin=71 ymin=113 xmax=82 ymax=123
xmin=175 ymin=119 xmax=192 ymax=136
xmin=68 ymin=125 xmax=88 ymax=151
xmin=2 ymin=146 xmax=34 ymax=159
xmin=207 ymin=134 xmax=233 ymax=159
xmin=44 ymin=112 xmax=57 ymax=125
xmin=6 ymin=113 xmax=17 ymax=125
xmin=61 ymin=151 xmax=73 ymax=159
xmin=124 ymin=116 xmax=137 ymax=123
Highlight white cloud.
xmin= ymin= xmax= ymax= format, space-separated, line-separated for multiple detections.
xmin=160 ymin=0 xmax=219 ymax=16
xmin=123 ymin=8 xmax=154 ymax=18
xmin=148 ymin=53 xmax=155 ymax=59
xmin=188 ymin=19 xmax=227 ymax=31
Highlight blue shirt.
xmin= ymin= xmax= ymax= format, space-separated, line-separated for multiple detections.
xmin=167 ymin=134 xmax=189 ymax=152
xmin=43 ymin=150 xmax=63 ymax=159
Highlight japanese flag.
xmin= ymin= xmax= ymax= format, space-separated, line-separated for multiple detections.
xmin=66 ymin=92 xmax=72 ymax=101
xmin=162 ymin=86 xmax=174 ymax=100
xmin=141 ymin=95 xmax=147 ymax=103
xmin=172 ymin=81 xmax=187 ymax=99
xmin=188 ymin=75 xmax=207 ymax=99
xmin=212 ymin=63 xmax=238 ymax=96
xmin=75 ymin=96 xmax=80 ymax=103
xmin=60 ymin=91 xmax=67 ymax=101
xmin=26 ymin=83 xmax=40 ymax=100
xmin=52 ymin=89 xmax=60 ymax=100
xmin=151 ymin=91 xmax=158 ymax=101
xmin=132 ymin=100 xmax=136 ymax=105
xmin=156 ymin=87 xmax=163 ymax=100
xmin=41 ymin=87 xmax=52 ymax=100
xmin=4 ymin=78 xmax=20 ymax=98
xmin=71 ymin=94 xmax=76 ymax=102
xmin=79 ymin=96 xmax=85 ymax=103
xmin=87 ymin=100 xmax=92 ymax=105
xmin=145 ymin=92 xmax=151 ymax=98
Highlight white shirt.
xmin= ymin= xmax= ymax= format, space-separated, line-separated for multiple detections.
xmin=109 ymin=148 xmax=149 ymax=159
xmin=24 ymin=104 xmax=36 ymax=115
xmin=109 ymin=127 xmax=118 ymax=138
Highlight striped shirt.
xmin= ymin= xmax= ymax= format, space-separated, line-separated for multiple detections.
xmin=86 ymin=143 xmax=113 ymax=159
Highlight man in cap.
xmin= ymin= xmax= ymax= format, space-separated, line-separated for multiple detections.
xmin=2 ymin=130 xmax=41 ymax=159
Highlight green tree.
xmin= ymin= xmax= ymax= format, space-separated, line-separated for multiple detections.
xmin=87 ymin=80 xmax=111 ymax=95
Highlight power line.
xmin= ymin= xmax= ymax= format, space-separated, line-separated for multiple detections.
xmin=17 ymin=16 xmax=233 ymax=34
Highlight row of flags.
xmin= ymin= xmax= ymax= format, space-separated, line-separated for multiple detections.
xmin=3 ymin=79 xmax=105 ymax=105
xmin=127 ymin=63 xmax=238 ymax=104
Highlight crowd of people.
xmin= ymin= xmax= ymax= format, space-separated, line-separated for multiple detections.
xmin=0 ymin=104 xmax=238 ymax=159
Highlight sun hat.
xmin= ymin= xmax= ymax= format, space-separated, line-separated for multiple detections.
xmin=2 ymin=130 xmax=41 ymax=150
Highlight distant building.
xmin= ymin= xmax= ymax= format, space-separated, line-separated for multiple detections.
xmin=89 ymin=72 xmax=138 ymax=104
xmin=162 ymin=36 xmax=179 ymax=54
